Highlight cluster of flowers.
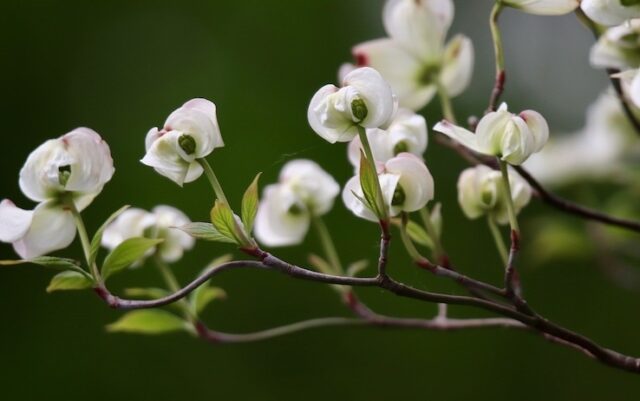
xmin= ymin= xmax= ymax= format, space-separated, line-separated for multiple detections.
xmin=2 ymin=0 xmax=638 ymax=265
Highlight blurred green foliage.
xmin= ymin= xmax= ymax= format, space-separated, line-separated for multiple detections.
xmin=1 ymin=0 xmax=639 ymax=399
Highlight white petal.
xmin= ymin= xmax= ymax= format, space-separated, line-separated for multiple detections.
xmin=338 ymin=63 xmax=357 ymax=83
xmin=582 ymin=0 xmax=640 ymax=26
xmin=152 ymin=205 xmax=195 ymax=262
xmin=629 ymin=69 xmax=640 ymax=108
xmin=342 ymin=67 xmax=397 ymax=129
xmin=475 ymin=108 xmax=515 ymax=155
xmin=342 ymin=176 xmax=377 ymax=222
xmin=433 ymin=120 xmax=481 ymax=152
xmin=506 ymin=0 xmax=578 ymax=15
xmin=385 ymin=153 xmax=434 ymax=213
xmin=308 ymin=84 xmax=358 ymax=143
xmin=12 ymin=202 xmax=76 ymax=259
xmin=383 ymin=0 xmax=453 ymax=59
xmin=0 ymin=199 xmax=33 ymax=243
xmin=386 ymin=109 xmax=429 ymax=157
xmin=141 ymin=131 xmax=195 ymax=186
xmin=519 ymin=110 xmax=549 ymax=152
xmin=62 ymin=128 xmax=115 ymax=195
xmin=101 ymin=208 xmax=155 ymax=250
xmin=278 ymin=160 xmax=340 ymax=216
xmin=254 ymin=185 xmax=310 ymax=247
xmin=499 ymin=118 xmax=534 ymax=165
xmin=347 ymin=129 xmax=395 ymax=168
xmin=353 ymin=39 xmax=434 ymax=111
xmin=18 ymin=138 xmax=71 ymax=202
xmin=440 ymin=35 xmax=474 ymax=97
xmin=165 ymin=98 xmax=224 ymax=157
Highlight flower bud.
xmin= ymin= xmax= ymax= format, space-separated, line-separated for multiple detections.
xmin=457 ymin=165 xmax=531 ymax=224
xmin=582 ymin=0 xmax=640 ymax=26
xmin=308 ymin=67 xmax=397 ymax=143
xmin=342 ymin=153 xmax=434 ymax=222
xmin=434 ymin=103 xmax=549 ymax=165
xmin=254 ymin=160 xmax=340 ymax=247
xmin=504 ymin=0 xmax=579 ymax=15
xmin=142 ymin=98 xmax=223 ymax=186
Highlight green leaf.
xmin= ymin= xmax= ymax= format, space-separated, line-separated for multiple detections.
xmin=1 ymin=256 xmax=90 ymax=278
xmin=46 ymin=271 xmax=94 ymax=293
xmin=406 ymin=220 xmax=435 ymax=249
xmin=191 ymin=286 xmax=226 ymax=316
xmin=101 ymin=237 xmax=163 ymax=280
xmin=621 ymin=0 xmax=640 ymax=6
xmin=346 ymin=259 xmax=369 ymax=277
xmin=175 ymin=222 xmax=236 ymax=244
xmin=106 ymin=310 xmax=187 ymax=335
xmin=210 ymin=200 xmax=250 ymax=246
xmin=308 ymin=253 xmax=336 ymax=275
xmin=89 ymin=205 xmax=130 ymax=266
xmin=430 ymin=203 xmax=443 ymax=237
xmin=359 ymin=149 xmax=385 ymax=220
xmin=241 ymin=172 xmax=262 ymax=234
xmin=124 ymin=287 xmax=171 ymax=299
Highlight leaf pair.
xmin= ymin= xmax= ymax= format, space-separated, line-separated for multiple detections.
xmin=358 ymin=150 xmax=388 ymax=221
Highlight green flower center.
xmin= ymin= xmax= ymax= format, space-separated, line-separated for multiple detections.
xmin=351 ymin=98 xmax=368 ymax=122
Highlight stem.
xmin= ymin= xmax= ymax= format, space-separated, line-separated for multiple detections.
xmin=487 ymin=216 xmax=508 ymax=266
xmin=197 ymin=158 xmax=229 ymax=205
xmin=436 ymin=82 xmax=457 ymax=124
xmin=68 ymin=203 xmax=101 ymax=282
xmin=419 ymin=207 xmax=445 ymax=262
xmin=398 ymin=213 xmax=425 ymax=262
xmin=498 ymin=159 xmax=520 ymax=233
xmin=357 ymin=126 xmax=388 ymax=220
xmin=488 ymin=1 xmax=506 ymax=112
xmin=311 ymin=216 xmax=343 ymax=274
xmin=153 ymin=255 xmax=197 ymax=322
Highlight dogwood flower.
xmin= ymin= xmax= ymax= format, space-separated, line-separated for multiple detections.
xmin=0 ymin=128 xmax=114 ymax=258
xmin=142 ymin=98 xmax=223 ymax=186
xmin=308 ymin=67 xmax=397 ymax=144
xmin=102 ymin=205 xmax=195 ymax=263
xmin=457 ymin=165 xmax=531 ymax=225
xmin=582 ymin=0 xmax=640 ymax=26
xmin=342 ymin=153 xmax=434 ymax=222
xmin=433 ymin=103 xmax=549 ymax=165
xmin=348 ymin=109 xmax=428 ymax=168
xmin=254 ymin=160 xmax=340 ymax=247
xmin=590 ymin=19 xmax=640 ymax=70
xmin=352 ymin=0 xmax=473 ymax=111
xmin=503 ymin=0 xmax=579 ymax=15
xmin=617 ymin=68 xmax=640 ymax=107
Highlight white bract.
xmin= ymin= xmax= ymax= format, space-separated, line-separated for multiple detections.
xmin=352 ymin=0 xmax=473 ymax=111
xmin=254 ymin=160 xmax=340 ymax=247
xmin=342 ymin=153 xmax=434 ymax=222
xmin=503 ymin=0 xmax=579 ymax=15
xmin=0 ymin=128 xmax=114 ymax=258
xmin=348 ymin=109 xmax=428 ymax=169
xmin=617 ymin=68 xmax=640 ymax=107
xmin=582 ymin=0 xmax=640 ymax=26
xmin=102 ymin=205 xmax=195 ymax=263
xmin=590 ymin=19 xmax=640 ymax=70
xmin=457 ymin=165 xmax=531 ymax=225
xmin=308 ymin=67 xmax=397 ymax=143
xmin=433 ymin=103 xmax=549 ymax=165
xmin=524 ymin=92 xmax=637 ymax=185
xmin=142 ymin=98 xmax=224 ymax=186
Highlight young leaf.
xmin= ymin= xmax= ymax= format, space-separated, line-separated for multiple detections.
xmin=359 ymin=149 xmax=385 ymax=220
xmin=101 ymin=237 xmax=163 ymax=280
xmin=241 ymin=172 xmax=262 ymax=234
xmin=89 ymin=205 xmax=130 ymax=266
xmin=346 ymin=259 xmax=369 ymax=277
xmin=106 ymin=310 xmax=187 ymax=335
xmin=124 ymin=287 xmax=171 ymax=299
xmin=210 ymin=200 xmax=251 ymax=246
xmin=308 ymin=253 xmax=336 ymax=275
xmin=46 ymin=271 xmax=94 ymax=293
xmin=191 ymin=286 xmax=226 ymax=316
xmin=406 ymin=220 xmax=435 ymax=249
xmin=175 ymin=222 xmax=236 ymax=244
xmin=1 ymin=256 xmax=90 ymax=278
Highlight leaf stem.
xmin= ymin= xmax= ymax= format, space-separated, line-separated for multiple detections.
xmin=436 ymin=82 xmax=457 ymax=124
xmin=68 ymin=203 xmax=101 ymax=282
xmin=312 ymin=216 xmax=343 ymax=274
xmin=197 ymin=158 xmax=229 ymax=206
xmin=419 ymin=207 xmax=445 ymax=262
xmin=357 ymin=126 xmax=388 ymax=220
xmin=487 ymin=216 xmax=508 ymax=266
xmin=399 ymin=213 xmax=425 ymax=262
xmin=498 ymin=159 xmax=520 ymax=233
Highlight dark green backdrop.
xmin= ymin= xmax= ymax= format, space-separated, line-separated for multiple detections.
xmin=1 ymin=0 xmax=639 ymax=399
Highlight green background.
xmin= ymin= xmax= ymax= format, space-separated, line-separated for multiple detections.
xmin=1 ymin=0 xmax=639 ymax=399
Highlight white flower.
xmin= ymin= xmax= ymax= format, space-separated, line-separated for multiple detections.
xmin=433 ymin=103 xmax=549 ymax=165
xmin=617 ymin=68 xmax=640 ymax=107
xmin=352 ymin=0 xmax=473 ymax=111
xmin=524 ymin=91 xmax=637 ymax=185
xmin=457 ymin=165 xmax=531 ymax=225
xmin=582 ymin=0 xmax=640 ymax=26
xmin=102 ymin=205 xmax=195 ymax=263
xmin=342 ymin=153 xmax=434 ymax=222
xmin=590 ymin=19 xmax=640 ymax=71
xmin=308 ymin=67 xmax=397 ymax=144
xmin=348 ymin=109 xmax=428 ymax=168
xmin=0 ymin=128 xmax=114 ymax=258
xmin=503 ymin=0 xmax=579 ymax=15
xmin=255 ymin=160 xmax=340 ymax=247
xmin=142 ymin=98 xmax=223 ymax=186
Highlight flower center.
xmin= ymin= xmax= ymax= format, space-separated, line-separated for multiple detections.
xmin=178 ymin=134 xmax=197 ymax=155
xmin=351 ymin=98 xmax=368 ymax=123
xmin=58 ymin=165 xmax=72 ymax=187
xmin=393 ymin=141 xmax=409 ymax=155
xmin=392 ymin=185 xmax=406 ymax=206
xmin=419 ymin=63 xmax=441 ymax=85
